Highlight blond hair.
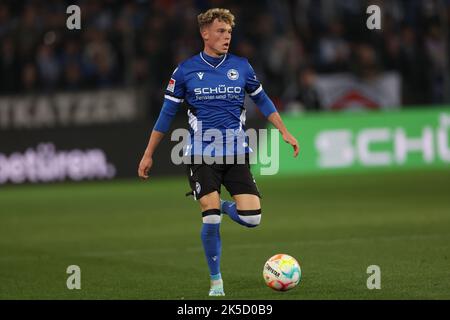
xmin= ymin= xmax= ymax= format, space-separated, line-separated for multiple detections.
xmin=197 ymin=8 xmax=235 ymax=30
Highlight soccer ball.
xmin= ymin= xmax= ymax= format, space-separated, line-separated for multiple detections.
xmin=263 ymin=254 xmax=301 ymax=291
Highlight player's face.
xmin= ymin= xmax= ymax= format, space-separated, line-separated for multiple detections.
xmin=202 ymin=19 xmax=232 ymax=57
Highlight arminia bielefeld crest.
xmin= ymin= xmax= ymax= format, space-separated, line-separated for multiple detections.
xmin=227 ymin=69 xmax=239 ymax=80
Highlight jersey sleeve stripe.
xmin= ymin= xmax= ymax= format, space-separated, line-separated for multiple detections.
xmin=249 ymin=85 xmax=263 ymax=97
xmin=164 ymin=94 xmax=184 ymax=103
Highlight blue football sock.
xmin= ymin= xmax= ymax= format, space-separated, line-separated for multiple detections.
xmin=201 ymin=209 xmax=222 ymax=279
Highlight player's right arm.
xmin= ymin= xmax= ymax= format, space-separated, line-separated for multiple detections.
xmin=138 ymin=67 xmax=186 ymax=180
xmin=138 ymin=130 xmax=164 ymax=179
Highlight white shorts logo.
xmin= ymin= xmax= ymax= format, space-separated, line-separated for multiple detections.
xmin=167 ymin=78 xmax=176 ymax=92
xmin=227 ymin=69 xmax=239 ymax=80
xmin=195 ymin=182 xmax=201 ymax=194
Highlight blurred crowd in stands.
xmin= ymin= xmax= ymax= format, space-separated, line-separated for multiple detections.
xmin=0 ymin=0 xmax=449 ymax=114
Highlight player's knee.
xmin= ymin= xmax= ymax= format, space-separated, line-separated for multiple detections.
xmin=237 ymin=209 xmax=261 ymax=228
xmin=198 ymin=192 xmax=220 ymax=213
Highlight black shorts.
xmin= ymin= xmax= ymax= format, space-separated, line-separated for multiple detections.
xmin=186 ymin=154 xmax=261 ymax=200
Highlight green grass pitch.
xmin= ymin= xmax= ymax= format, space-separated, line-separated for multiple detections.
xmin=1 ymin=169 xmax=449 ymax=299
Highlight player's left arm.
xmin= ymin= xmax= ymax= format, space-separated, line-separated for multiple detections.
xmin=245 ymin=62 xmax=299 ymax=157
xmin=267 ymin=112 xmax=299 ymax=157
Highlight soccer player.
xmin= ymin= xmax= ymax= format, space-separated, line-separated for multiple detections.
xmin=138 ymin=8 xmax=299 ymax=296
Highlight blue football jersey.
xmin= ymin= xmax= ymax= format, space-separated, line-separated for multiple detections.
xmin=163 ymin=52 xmax=272 ymax=157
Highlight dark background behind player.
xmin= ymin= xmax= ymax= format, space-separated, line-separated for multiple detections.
xmin=0 ymin=0 xmax=448 ymax=111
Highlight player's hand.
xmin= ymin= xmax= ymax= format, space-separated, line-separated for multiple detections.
xmin=282 ymin=132 xmax=299 ymax=157
xmin=138 ymin=155 xmax=153 ymax=180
